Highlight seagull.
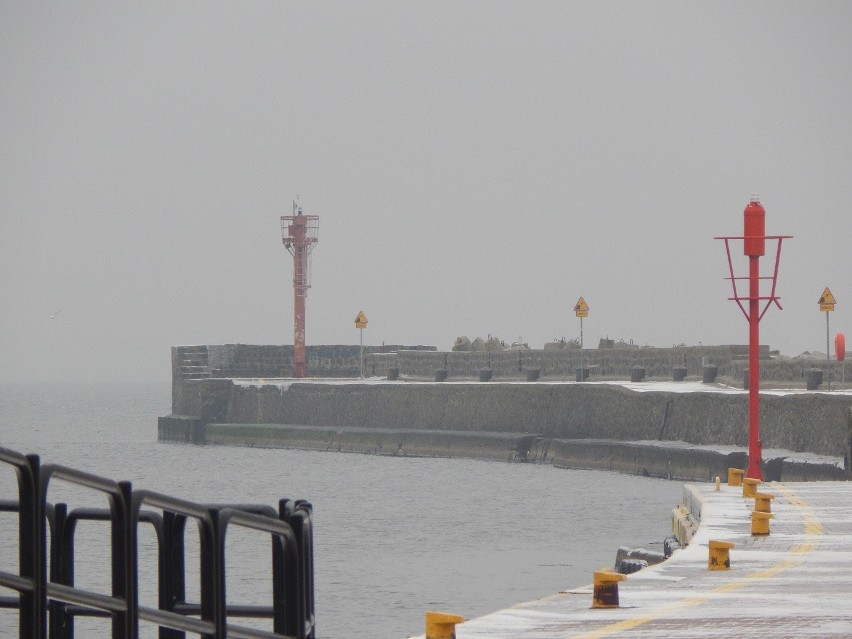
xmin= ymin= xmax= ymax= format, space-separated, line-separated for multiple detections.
xmin=50 ymin=308 xmax=62 ymax=319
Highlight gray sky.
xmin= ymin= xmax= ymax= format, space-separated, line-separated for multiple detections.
xmin=2 ymin=1 xmax=851 ymax=383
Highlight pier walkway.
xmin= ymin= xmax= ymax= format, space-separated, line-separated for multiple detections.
xmin=442 ymin=480 xmax=852 ymax=638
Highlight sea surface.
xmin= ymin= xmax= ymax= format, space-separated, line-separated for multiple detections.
xmin=0 ymin=381 xmax=682 ymax=638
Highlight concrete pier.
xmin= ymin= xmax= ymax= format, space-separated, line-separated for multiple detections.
xmin=420 ymin=480 xmax=852 ymax=638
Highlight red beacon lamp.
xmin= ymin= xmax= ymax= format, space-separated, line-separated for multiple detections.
xmin=716 ymin=199 xmax=792 ymax=480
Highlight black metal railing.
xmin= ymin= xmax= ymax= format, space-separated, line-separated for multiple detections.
xmin=0 ymin=446 xmax=315 ymax=639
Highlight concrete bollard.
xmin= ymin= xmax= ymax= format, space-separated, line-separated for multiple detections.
xmin=434 ymin=369 xmax=448 ymax=382
xmin=751 ymin=510 xmax=774 ymax=536
xmin=805 ymin=368 xmax=823 ymax=390
xmin=702 ymin=365 xmax=718 ymax=383
xmin=425 ymin=611 xmax=464 ymax=639
xmin=715 ymin=476 xmax=721 ymax=491
xmin=592 ymin=569 xmax=626 ymax=608
xmin=387 ymin=367 xmax=399 ymax=381
xmin=742 ymin=477 xmax=760 ymax=498
xmin=479 ymin=368 xmax=492 ymax=382
xmin=754 ymin=492 xmax=775 ymax=513
xmin=525 ymin=368 xmax=540 ymax=382
xmin=672 ymin=366 xmax=687 ymax=381
xmin=630 ymin=366 xmax=646 ymax=382
xmin=708 ymin=540 xmax=735 ymax=570
xmin=727 ymin=468 xmax=744 ymax=486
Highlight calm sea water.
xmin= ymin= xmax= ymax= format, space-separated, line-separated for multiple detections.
xmin=0 ymin=381 xmax=682 ymax=638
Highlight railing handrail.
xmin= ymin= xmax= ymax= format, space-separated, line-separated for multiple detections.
xmin=0 ymin=447 xmax=315 ymax=638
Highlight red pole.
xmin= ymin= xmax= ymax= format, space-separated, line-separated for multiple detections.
xmin=747 ymin=253 xmax=762 ymax=479
xmin=292 ymin=216 xmax=307 ymax=378
xmin=294 ymin=285 xmax=306 ymax=377
xmin=743 ymin=198 xmax=765 ymax=480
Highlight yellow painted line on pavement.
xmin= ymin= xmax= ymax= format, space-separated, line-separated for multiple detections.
xmin=567 ymin=484 xmax=822 ymax=639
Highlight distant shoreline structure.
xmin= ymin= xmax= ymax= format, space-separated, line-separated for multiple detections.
xmin=161 ymin=344 xmax=852 ymax=483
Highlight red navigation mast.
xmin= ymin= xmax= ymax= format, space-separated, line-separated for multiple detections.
xmin=281 ymin=199 xmax=319 ymax=378
xmin=716 ymin=198 xmax=791 ymax=480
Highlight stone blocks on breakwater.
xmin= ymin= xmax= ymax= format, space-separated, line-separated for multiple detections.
xmin=171 ymin=343 xmax=849 ymax=385
xmin=156 ymin=418 xmax=848 ymax=482
xmin=157 ymin=418 xmax=543 ymax=461
xmin=157 ymin=414 xmax=205 ymax=444
xmin=202 ymin=424 xmax=539 ymax=462
xmin=546 ymin=440 xmax=748 ymax=481
xmin=168 ymin=380 xmax=852 ymax=458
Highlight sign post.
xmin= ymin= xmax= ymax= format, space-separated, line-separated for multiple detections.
xmin=355 ymin=311 xmax=368 ymax=378
xmin=574 ymin=297 xmax=589 ymax=382
xmin=818 ymin=287 xmax=836 ymax=391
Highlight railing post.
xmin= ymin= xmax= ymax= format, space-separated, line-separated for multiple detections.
xmin=295 ymin=501 xmax=315 ymax=639
xmin=205 ymin=508 xmax=227 ymax=638
xmin=281 ymin=500 xmax=306 ymax=638
xmin=48 ymin=503 xmax=70 ymax=639
xmin=159 ymin=511 xmax=186 ymax=639
xmin=279 ymin=498 xmax=309 ymax=638
xmin=23 ymin=453 xmax=47 ymax=639
xmin=114 ymin=480 xmax=137 ymax=639
xmin=272 ymin=502 xmax=288 ymax=636
xmin=60 ymin=509 xmax=78 ymax=639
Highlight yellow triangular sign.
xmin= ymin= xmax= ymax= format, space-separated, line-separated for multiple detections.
xmin=574 ymin=297 xmax=589 ymax=312
xmin=354 ymin=310 xmax=368 ymax=327
xmin=818 ymin=287 xmax=836 ymax=306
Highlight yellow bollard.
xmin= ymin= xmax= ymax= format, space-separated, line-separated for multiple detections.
xmin=754 ymin=492 xmax=775 ymax=513
xmin=592 ymin=569 xmax=627 ymax=608
xmin=425 ymin=611 xmax=464 ymax=639
xmin=742 ymin=477 xmax=760 ymax=498
xmin=751 ymin=511 xmax=774 ymax=536
xmin=727 ymin=468 xmax=744 ymax=486
xmin=708 ymin=539 xmax=735 ymax=570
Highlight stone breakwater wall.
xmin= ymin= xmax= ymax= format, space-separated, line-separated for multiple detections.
xmin=346 ymin=345 xmax=847 ymax=383
xmin=170 ymin=343 xmax=847 ymax=389
xmin=175 ymin=343 xmax=435 ymax=380
xmin=170 ymin=343 xmax=435 ymax=413
xmin=376 ymin=346 xmax=763 ymax=380
xmin=157 ymin=419 xmax=847 ymax=482
xmin=163 ymin=379 xmax=852 ymax=467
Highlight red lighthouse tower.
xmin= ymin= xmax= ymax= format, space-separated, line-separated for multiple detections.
xmin=281 ymin=200 xmax=319 ymax=378
xmin=717 ymin=199 xmax=791 ymax=480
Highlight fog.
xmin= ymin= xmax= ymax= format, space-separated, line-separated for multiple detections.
xmin=2 ymin=2 xmax=850 ymax=383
